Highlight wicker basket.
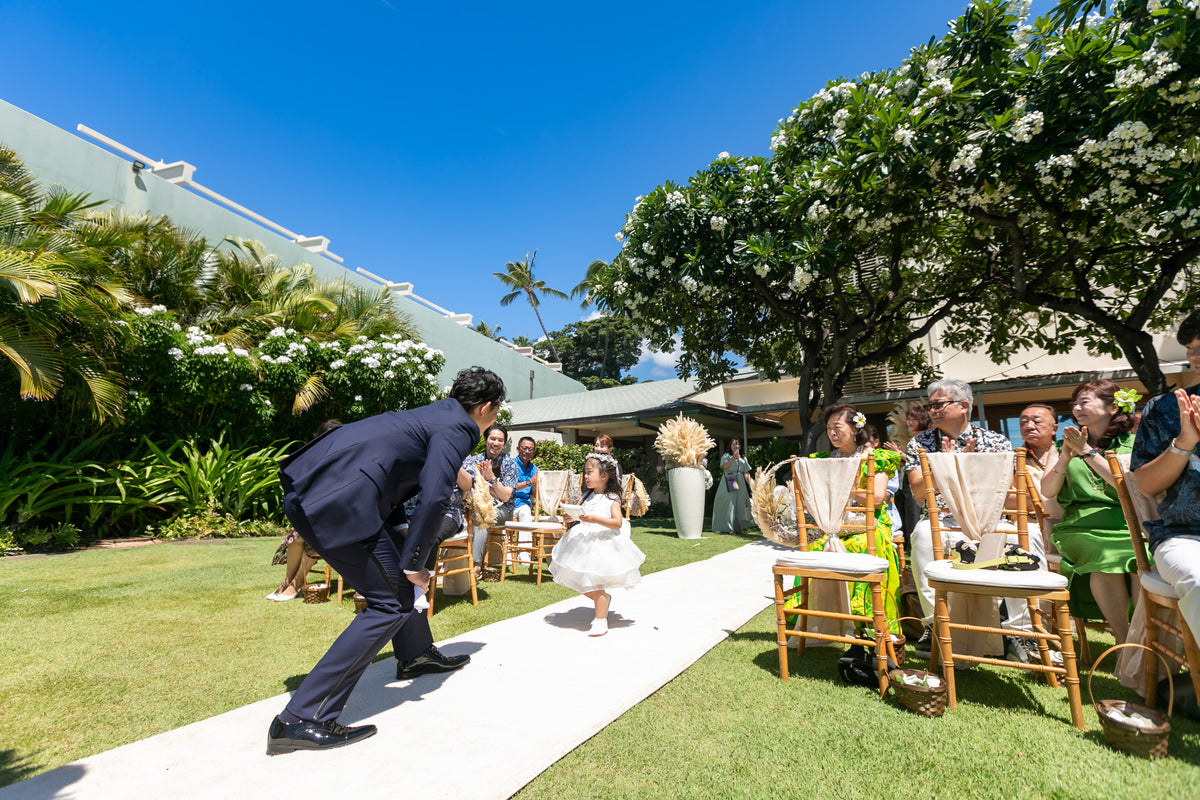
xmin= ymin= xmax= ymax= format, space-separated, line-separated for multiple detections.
xmin=1089 ymin=643 xmax=1172 ymax=759
xmin=891 ymin=634 xmax=907 ymax=667
xmin=303 ymin=582 xmax=330 ymax=604
xmin=353 ymin=592 xmax=368 ymax=614
xmin=889 ymin=669 xmax=948 ymax=718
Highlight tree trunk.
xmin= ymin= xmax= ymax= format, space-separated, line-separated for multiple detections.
xmin=529 ymin=296 xmax=561 ymax=364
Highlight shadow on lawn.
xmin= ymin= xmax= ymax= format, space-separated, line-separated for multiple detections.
xmin=0 ymin=748 xmax=47 ymax=789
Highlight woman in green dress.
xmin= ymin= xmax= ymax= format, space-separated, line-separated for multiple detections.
xmin=806 ymin=403 xmax=903 ymax=633
xmin=1041 ymin=379 xmax=1139 ymax=644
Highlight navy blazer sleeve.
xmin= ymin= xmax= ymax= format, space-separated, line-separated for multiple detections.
xmin=401 ymin=422 xmax=478 ymax=570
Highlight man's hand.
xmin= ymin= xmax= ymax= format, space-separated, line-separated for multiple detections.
xmin=406 ymin=569 xmax=431 ymax=592
xmin=480 ymin=460 xmax=496 ymax=482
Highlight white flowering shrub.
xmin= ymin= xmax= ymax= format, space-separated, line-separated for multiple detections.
xmin=123 ymin=309 xmax=444 ymax=447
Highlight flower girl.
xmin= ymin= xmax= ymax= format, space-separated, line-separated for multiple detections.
xmin=550 ymin=453 xmax=645 ymax=636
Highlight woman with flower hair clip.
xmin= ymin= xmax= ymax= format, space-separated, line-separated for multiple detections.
xmin=550 ymin=452 xmax=645 ymax=636
xmin=1041 ymin=379 xmax=1141 ymax=644
xmin=798 ymin=403 xmax=904 ymax=633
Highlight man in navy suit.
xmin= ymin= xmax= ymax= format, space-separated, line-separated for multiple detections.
xmin=267 ymin=367 xmax=506 ymax=755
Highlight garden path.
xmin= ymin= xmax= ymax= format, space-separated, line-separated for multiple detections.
xmin=0 ymin=539 xmax=787 ymax=800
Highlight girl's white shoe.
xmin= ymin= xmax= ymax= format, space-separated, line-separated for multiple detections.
xmin=588 ymin=618 xmax=609 ymax=637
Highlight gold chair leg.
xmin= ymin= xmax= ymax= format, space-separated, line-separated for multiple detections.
xmin=773 ymin=574 xmax=790 ymax=681
xmin=934 ymin=592 xmax=956 ymax=710
xmin=1054 ymin=599 xmax=1085 ymax=729
xmin=1144 ymin=597 xmax=1163 ymax=709
xmin=871 ymin=582 xmax=890 ymax=698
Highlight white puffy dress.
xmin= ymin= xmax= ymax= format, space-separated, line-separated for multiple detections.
xmin=550 ymin=492 xmax=645 ymax=593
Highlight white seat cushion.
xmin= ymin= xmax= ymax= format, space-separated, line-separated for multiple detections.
xmin=776 ymin=552 xmax=888 ymax=575
xmin=503 ymin=521 xmax=565 ymax=532
xmin=1141 ymin=570 xmax=1180 ymax=600
xmin=441 ymin=531 xmax=470 ymax=544
xmin=925 ymin=559 xmax=1067 ymax=592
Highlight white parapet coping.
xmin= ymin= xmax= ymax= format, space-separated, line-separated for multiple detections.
xmin=76 ymin=124 xmax=344 ymax=263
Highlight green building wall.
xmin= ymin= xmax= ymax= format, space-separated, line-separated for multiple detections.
xmin=0 ymin=98 xmax=585 ymax=401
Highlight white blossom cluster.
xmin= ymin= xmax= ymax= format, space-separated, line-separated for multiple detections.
xmin=1159 ymin=76 xmax=1200 ymax=105
xmin=133 ymin=304 xmax=168 ymax=316
xmin=666 ymin=190 xmax=686 ymax=209
xmin=1011 ymin=110 xmax=1044 ymax=143
xmin=1034 ymin=154 xmax=1076 ymax=186
xmin=894 ymin=125 xmax=916 ymax=146
xmin=1113 ymin=44 xmax=1179 ymax=91
xmin=710 ymin=216 xmax=729 ymax=232
xmin=950 ymin=143 xmax=983 ymax=172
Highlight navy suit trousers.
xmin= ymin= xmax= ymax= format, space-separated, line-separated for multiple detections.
xmin=282 ymin=500 xmax=433 ymax=723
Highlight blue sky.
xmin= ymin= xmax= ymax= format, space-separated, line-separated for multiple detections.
xmin=2 ymin=1 xmax=1030 ymax=380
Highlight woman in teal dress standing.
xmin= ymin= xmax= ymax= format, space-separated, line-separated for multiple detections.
xmin=1041 ymin=380 xmax=1140 ymax=644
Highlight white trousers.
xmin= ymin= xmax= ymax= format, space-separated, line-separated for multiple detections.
xmin=1153 ymin=535 xmax=1200 ymax=641
xmin=911 ymin=517 xmax=1046 ymax=632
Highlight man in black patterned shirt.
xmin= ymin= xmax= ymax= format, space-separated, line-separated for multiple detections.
xmin=903 ymin=378 xmax=1046 ymax=658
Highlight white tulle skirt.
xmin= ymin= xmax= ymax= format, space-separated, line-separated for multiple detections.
xmin=550 ymin=519 xmax=645 ymax=593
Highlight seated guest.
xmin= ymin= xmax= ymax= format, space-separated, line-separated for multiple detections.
xmin=1041 ymin=380 xmax=1139 ymax=644
xmin=1020 ymin=403 xmax=1064 ymax=537
xmin=903 ymin=378 xmax=1045 ymax=659
xmin=267 ymin=419 xmax=341 ymax=601
xmin=1132 ymin=309 xmax=1200 ymax=645
xmin=460 ymin=424 xmax=518 ymax=565
xmin=807 ymin=405 xmax=904 ymax=633
xmin=512 ymin=437 xmax=539 ymax=521
xmin=866 ymin=423 xmax=903 ymax=540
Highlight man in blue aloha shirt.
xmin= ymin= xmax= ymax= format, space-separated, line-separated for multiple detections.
xmin=511 ymin=436 xmax=539 ymax=522
xmin=1131 ymin=309 xmax=1200 ymax=641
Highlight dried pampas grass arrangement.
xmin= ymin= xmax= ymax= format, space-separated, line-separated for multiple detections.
xmin=654 ymin=414 xmax=715 ymax=470
xmin=467 ymin=470 xmax=498 ymax=528
xmin=627 ymin=474 xmax=651 ymax=517
xmin=750 ymin=459 xmax=803 ymax=547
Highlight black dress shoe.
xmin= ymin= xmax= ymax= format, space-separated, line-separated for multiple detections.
xmin=395 ymin=644 xmax=470 ymax=679
xmin=266 ymin=716 xmax=377 ymax=755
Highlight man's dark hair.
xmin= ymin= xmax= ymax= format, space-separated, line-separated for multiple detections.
xmin=1020 ymin=403 xmax=1057 ymax=418
xmin=1178 ymin=309 xmax=1200 ymax=346
xmin=483 ymin=424 xmax=508 ymax=443
xmin=449 ymin=367 xmax=506 ymax=412
xmin=518 ymin=436 xmax=536 ymax=451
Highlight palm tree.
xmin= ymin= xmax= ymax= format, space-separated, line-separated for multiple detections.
xmin=572 ymin=258 xmax=612 ymax=380
xmin=494 ymin=250 xmax=568 ymax=363
xmin=0 ymin=146 xmax=136 ymax=422
xmin=472 ymin=320 xmax=503 ymax=340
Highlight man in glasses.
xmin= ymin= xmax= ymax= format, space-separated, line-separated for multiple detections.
xmin=1019 ymin=403 xmax=1064 ymax=538
xmin=511 ymin=437 xmax=540 ymax=523
xmin=902 ymin=378 xmax=1034 ymax=659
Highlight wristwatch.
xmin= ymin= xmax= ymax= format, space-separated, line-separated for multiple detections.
xmin=1168 ymin=438 xmax=1193 ymax=457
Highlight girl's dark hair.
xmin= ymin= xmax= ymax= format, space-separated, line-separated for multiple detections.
xmin=449 ymin=367 xmax=506 ymax=412
xmin=584 ymin=455 xmax=622 ymax=499
xmin=822 ymin=403 xmax=870 ymax=449
xmin=1070 ymin=379 xmax=1134 ymax=449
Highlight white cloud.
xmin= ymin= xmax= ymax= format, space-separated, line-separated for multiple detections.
xmin=583 ymin=309 xmax=605 ymax=322
xmin=635 ymin=336 xmax=682 ymax=378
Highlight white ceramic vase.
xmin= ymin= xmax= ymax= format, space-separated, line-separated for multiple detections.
xmin=668 ymin=466 xmax=706 ymax=539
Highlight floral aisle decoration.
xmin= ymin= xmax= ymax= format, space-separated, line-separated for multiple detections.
xmin=654 ymin=414 xmax=715 ymax=538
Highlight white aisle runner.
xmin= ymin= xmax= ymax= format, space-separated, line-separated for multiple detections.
xmin=1 ymin=540 xmax=787 ymax=800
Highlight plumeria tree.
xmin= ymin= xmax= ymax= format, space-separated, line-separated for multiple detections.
xmin=771 ymin=0 xmax=1200 ymax=395
xmin=598 ymin=0 xmax=1200 ymax=451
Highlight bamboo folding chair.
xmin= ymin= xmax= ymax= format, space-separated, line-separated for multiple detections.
xmin=1030 ymin=480 xmax=1099 ymax=667
xmin=427 ymin=523 xmax=478 ymax=617
xmin=1107 ymin=451 xmax=1200 ymax=710
xmin=919 ymin=448 xmax=1084 ymax=728
xmin=772 ymin=453 xmax=897 ymax=698
xmin=499 ymin=470 xmax=570 ymax=585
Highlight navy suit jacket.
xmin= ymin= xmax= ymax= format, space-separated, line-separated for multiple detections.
xmin=279 ymin=398 xmax=480 ymax=571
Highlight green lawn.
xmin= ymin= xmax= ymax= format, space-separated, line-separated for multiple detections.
xmin=0 ymin=519 xmax=748 ymax=787
xmin=3 ymin=522 xmax=1199 ymax=798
